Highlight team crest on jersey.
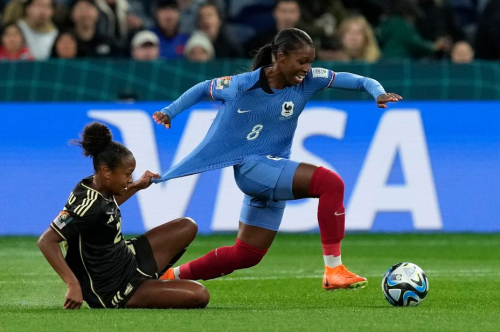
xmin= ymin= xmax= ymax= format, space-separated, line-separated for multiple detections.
xmin=53 ymin=211 xmax=72 ymax=229
xmin=312 ymin=68 xmax=329 ymax=78
xmin=281 ymin=101 xmax=294 ymax=117
xmin=215 ymin=76 xmax=231 ymax=89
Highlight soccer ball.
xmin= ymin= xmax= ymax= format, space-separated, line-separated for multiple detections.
xmin=381 ymin=262 xmax=429 ymax=307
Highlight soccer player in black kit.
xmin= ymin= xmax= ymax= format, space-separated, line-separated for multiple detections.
xmin=37 ymin=122 xmax=209 ymax=309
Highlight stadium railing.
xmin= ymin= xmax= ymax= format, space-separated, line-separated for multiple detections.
xmin=0 ymin=59 xmax=499 ymax=102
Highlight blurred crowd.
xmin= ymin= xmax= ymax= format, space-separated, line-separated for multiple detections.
xmin=0 ymin=0 xmax=498 ymax=63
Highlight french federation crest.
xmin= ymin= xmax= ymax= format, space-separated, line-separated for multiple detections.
xmin=281 ymin=101 xmax=294 ymax=117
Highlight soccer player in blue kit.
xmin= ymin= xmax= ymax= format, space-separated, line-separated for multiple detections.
xmin=153 ymin=28 xmax=402 ymax=290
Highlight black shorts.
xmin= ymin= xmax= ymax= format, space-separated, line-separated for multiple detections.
xmin=83 ymin=235 xmax=159 ymax=309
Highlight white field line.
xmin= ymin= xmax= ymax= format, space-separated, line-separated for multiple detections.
xmin=251 ymin=240 xmax=500 ymax=247
xmin=1 ymin=269 xmax=499 ymax=284
xmin=210 ymin=270 xmax=500 ymax=281
xmin=0 ymin=239 xmax=496 ymax=258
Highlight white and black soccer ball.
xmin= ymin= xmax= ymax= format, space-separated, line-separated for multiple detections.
xmin=381 ymin=262 xmax=429 ymax=307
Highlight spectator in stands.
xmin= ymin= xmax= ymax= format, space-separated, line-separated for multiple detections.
xmin=127 ymin=0 xmax=154 ymax=30
xmin=130 ymin=30 xmax=160 ymax=61
xmin=2 ymin=0 xmax=26 ymax=25
xmin=0 ymin=22 xmax=35 ymax=60
xmin=450 ymin=40 xmax=474 ymax=63
xmin=415 ymin=0 xmax=465 ymax=59
xmin=474 ymin=0 xmax=500 ymax=61
xmin=151 ymin=0 xmax=189 ymax=59
xmin=94 ymin=0 xmax=132 ymax=53
xmin=51 ymin=30 xmax=81 ymax=58
xmin=17 ymin=0 xmax=58 ymax=60
xmin=331 ymin=14 xmax=380 ymax=62
xmin=177 ymin=0 xmax=225 ymax=34
xmin=197 ymin=3 xmax=242 ymax=58
xmin=297 ymin=0 xmax=346 ymax=44
xmin=71 ymin=0 xmax=118 ymax=57
xmin=2 ymin=0 xmax=69 ymax=29
xmin=183 ymin=30 xmax=213 ymax=62
xmin=377 ymin=0 xmax=450 ymax=59
xmin=245 ymin=0 xmax=301 ymax=57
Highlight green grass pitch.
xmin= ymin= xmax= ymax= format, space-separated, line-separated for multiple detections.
xmin=1 ymin=233 xmax=499 ymax=332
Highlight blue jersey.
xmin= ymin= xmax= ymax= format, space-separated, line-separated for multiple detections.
xmin=154 ymin=67 xmax=385 ymax=183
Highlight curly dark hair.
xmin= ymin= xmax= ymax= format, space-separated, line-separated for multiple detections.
xmin=71 ymin=122 xmax=132 ymax=171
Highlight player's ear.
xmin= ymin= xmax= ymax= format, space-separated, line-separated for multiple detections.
xmin=276 ymin=50 xmax=285 ymax=63
xmin=101 ymin=165 xmax=112 ymax=179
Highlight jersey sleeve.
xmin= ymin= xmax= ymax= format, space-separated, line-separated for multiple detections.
xmin=160 ymin=80 xmax=211 ymax=120
xmin=303 ymin=68 xmax=335 ymax=99
xmin=50 ymin=191 xmax=101 ymax=241
xmin=160 ymin=75 xmax=239 ymax=120
xmin=329 ymin=72 xmax=386 ymax=100
xmin=208 ymin=75 xmax=239 ymax=102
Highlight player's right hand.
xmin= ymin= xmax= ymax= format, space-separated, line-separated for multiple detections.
xmin=64 ymin=282 xmax=83 ymax=309
xmin=135 ymin=170 xmax=160 ymax=189
xmin=153 ymin=111 xmax=171 ymax=129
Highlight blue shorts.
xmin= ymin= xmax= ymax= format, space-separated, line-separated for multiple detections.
xmin=233 ymin=155 xmax=300 ymax=231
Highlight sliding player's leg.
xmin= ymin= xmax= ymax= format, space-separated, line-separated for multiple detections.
xmin=125 ymin=279 xmax=209 ymax=309
xmin=124 ymin=217 xmax=209 ymax=308
xmin=163 ymin=219 xmax=276 ymax=281
xmin=143 ymin=217 xmax=198 ymax=275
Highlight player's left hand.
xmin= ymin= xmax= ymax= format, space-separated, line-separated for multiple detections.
xmin=134 ymin=170 xmax=160 ymax=189
xmin=377 ymin=93 xmax=402 ymax=108
xmin=153 ymin=111 xmax=171 ymax=129
xmin=64 ymin=283 xmax=83 ymax=310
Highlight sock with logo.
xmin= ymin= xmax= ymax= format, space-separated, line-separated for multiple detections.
xmin=308 ymin=167 xmax=345 ymax=266
xmin=176 ymin=238 xmax=268 ymax=280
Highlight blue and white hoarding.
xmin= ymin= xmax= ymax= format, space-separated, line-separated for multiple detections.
xmin=1 ymin=101 xmax=498 ymax=235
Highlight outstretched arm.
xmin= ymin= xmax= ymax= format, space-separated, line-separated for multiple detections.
xmin=115 ymin=170 xmax=159 ymax=206
xmin=331 ymin=72 xmax=402 ymax=108
xmin=153 ymin=80 xmax=211 ymax=129
xmin=38 ymin=228 xmax=82 ymax=309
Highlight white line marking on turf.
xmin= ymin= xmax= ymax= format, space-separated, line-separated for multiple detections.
xmin=271 ymin=239 xmax=500 ymax=247
xmin=1 ymin=269 xmax=498 ymax=284
xmin=209 ymin=271 xmax=500 ymax=281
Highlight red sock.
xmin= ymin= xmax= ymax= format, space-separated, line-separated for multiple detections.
xmin=309 ymin=167 xmax=345 ymax=257
xmin=178 ymin=239 xmax=268 ymax=280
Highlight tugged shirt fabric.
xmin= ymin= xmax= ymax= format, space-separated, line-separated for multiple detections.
xmin=153 ymin=67 xmax=386 ymax=183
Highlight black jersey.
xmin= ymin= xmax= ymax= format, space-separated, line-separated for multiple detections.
xmin=50 ymin=176 xmax=139 ymax=308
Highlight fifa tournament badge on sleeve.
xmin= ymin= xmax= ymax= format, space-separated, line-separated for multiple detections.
xmin=215 ymin=76 xmax=231 ymax=90
xmin=53 ymin=211 xmax=72 ymax=229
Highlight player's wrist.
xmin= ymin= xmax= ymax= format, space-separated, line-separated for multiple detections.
xmin=159 ymin=108 xmax=173 ymax=120
xmin=66 ymin=279 xmax=81 ymax=288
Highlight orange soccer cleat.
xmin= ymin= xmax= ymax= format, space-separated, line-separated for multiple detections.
xmin=159 ymin=268 xmax=175 ymax=280
xmin=322 ymin=264 xmax=368 ymax=290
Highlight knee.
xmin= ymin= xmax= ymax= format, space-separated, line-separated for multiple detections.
xmin=189 ymin=283 xmax=210 ymax=308
xmin=326 ymin=170 xmax=344 ymax=194
xmin=178 ymin=217 xmax=198 ymax=240
xmin=315 ymin=167 xmax=344 ymax=196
